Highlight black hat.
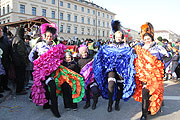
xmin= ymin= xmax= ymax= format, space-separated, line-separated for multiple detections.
xmin=111 ymin=20 xmax=122 ymax=33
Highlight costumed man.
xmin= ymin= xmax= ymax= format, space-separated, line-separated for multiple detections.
xmin=78 ymin=45 xmax=99 ymax=110
xmin=133 ymin=22 xmax=172 ymax=120
xmin=29 ymin=23 xmax=62 ymax=118
xmin=93 ymin=20 xmax=136 ymax=112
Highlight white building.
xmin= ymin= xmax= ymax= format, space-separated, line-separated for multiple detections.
xmin=155 ymin=30 xmax=180 ymax=42
xmin=0 ymin=0 xmax=116 ymax=41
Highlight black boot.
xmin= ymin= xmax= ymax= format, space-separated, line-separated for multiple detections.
xmin=107 ymin=90 xmax=113 ymax=112
xmin=84 ymin=88 xmax=91 ymax=109
xmin=115 ymin=100 xmax=120 ymax=111
xmin=92 ymin=94 xmax=98 ymax=110
xmin=48 ymin=80 xmax=61 ymax=118
xmin=140 ymin=100 xmax=148 ymax=120
xmin=43 ymin=85 xmax=51 ymax=109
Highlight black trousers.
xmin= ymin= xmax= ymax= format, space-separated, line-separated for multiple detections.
xmin=14 ymin=66 xmax=26 ymax=93
xmin=61 ymin=82 xmax=77 ymax=109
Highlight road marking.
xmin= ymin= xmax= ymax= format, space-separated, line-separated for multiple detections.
xmin=164 ymin=96 xmax=180 ymax=100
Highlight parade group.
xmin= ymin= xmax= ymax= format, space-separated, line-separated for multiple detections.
xmin=0 ymin=20 xmax=180 ymax=120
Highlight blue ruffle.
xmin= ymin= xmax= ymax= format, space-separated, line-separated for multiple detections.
xmin=93 ymin=45 xmax=136 ymax=101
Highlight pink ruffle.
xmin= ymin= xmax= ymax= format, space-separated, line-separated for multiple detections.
xmin=31 ymin=44 xmax=66 ymax=105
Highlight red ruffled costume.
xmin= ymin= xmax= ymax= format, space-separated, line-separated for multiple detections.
xmin=133 ymin=45 xmax=164 ymax=115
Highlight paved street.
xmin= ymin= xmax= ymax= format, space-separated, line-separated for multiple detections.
xmin=0 ymin=80 xmax=180 ymax=120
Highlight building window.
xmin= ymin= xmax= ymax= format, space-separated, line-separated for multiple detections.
xmin=93 ymin=10 xmax=95 ymax=15
xmin=103 ymin=21 xmax=105 ymax=27
xmin=52 ymin=11 xmax=55 ymax=19
xmin=107 ymin=22 xmax=109 ymax=28
xmin=103 ymin=31 xmax=105 ymax=37
xmin=87 ymin=18 xmax=90 ymax=24
xmin=81 ymin=7 xmax=84 ymax=12
xmin=98 ymin=20 xmax=100 ymax=27
xmin=67 ymin=26 xmax=71 ymax=33
xmin=60 ymin=1 xmax=63 ymax=6
xmin=98 ymin=12 xmax=100 ymax=16
xmin=74 ymin=27 xmax=77 ymax=34
xmin=3 ymin=7 xmax=5 ymax=15
xmin=92 ymin=29 xmax=95 ymax=36
xmin=60 ymin=24 xmax=63 ymax=32
xmin=60 ymin=13 xmax=63 ymax=20
xmin=67 ymin=14 xmax=71 ymax=21
xmin=7 ymin=19 xmax=10 ymax=23
xmin=7 ymin=5 xmax=9 ymax=13
xmin=42 ymin=0 xmax=46 ymax=2
xmin=81 ymin=17 xmax=84 ymax=23
xmin=67 ymin=3 xmax=71 ymax=8
xmin=98 ymin=30 xmax=100 ymax=36
xmin=107 ymin=30 xmax=109 ymax=37
xmin=81 ymin=28 xmax=84 ymax=35
xmin=87 ymin=28 xmax=90 ymax=35
xmin=107 ymin=14 xmax=109 ymax=18
xmin=93 ymin=19 xmax=95 ymax=26
xmin=20 ymin=4 xmax=25 ymax=14
xmin=52 ymin=0 xmax=55 ymax=4
xmin=32 ymin=7 xmax=36 ymax=16
xmin=103 ymin=13 xmax=104 ymax=17
xmin=74 ymin=16 xmax=77 ymax=22
xmin=42 ymin=9 xmax=46 ymax=17
xmin=87 ymin=9 xmax=90 ymax=13
xmin=74 ymin=5 xmax=77 ymax=10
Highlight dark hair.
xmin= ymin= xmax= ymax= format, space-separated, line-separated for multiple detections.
xmin=143 ymin=33 xmax=154 ymax=41
xmin=45 ymin=26 xmax=56 ymax=35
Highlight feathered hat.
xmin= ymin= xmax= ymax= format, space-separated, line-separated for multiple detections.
xmin=140 ymin=22 xmax=154 ymax=40
xmin=111 ymin=20 xmax=123 ymax=33
xmin=40 ymin=23 xmax=58 ymax=38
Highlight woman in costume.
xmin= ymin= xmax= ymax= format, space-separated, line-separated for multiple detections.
xmin=133 ymin=22 xmax=172 ymax=120
xmin=61 ymin=51 xmax=80 ymax=111
xmin=29 ymin=23 xmax=62 ymax=118
xmin=93 ymin=20 xmax=136 ymax=112
xmin=78 ymin=45 xmax=99 ymax=110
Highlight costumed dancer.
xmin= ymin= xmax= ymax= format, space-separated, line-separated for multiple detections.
xmin=29 ymin=23 xmax=62 ymax=118
xmin=93 ymin=20 xmax=136 ymax=112
xmin=78 ymin=45 xmax=99 ymax=110
xmin=61 ymin=51 xmax=80 ymax=111
xmin=133 ymin=22 xmax=172 ymax=120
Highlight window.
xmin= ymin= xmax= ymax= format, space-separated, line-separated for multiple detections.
xmin=7 ymin=19 xmax=10 ymax=23
xmin=32 ymin=7 xmax=36 ymax=16
xmin=67 ymin=26 xmax=71 ymax=33
xmin=81 ymin=28 xmax=84 ymax=35
xmin=60 ymin=24 xmax=63 ymax=32
xmin=107 ymin=30 xmax=109 ymax=37
xmin=60 ymin=13 xmax=63 ymax=20
xmin=20 ymin=4 xmax=25 ymax=14
xmin=103 ymin=31 xmax=105 ymax=37
xmin=87 ymin=9 xmax=90 ymax=13
xmin=3 ymin=7 xmax=5 ymax=15
xmin=42 ymin=9 xmax=46 ymax=17
xmin=74 ymin=27 xmax=77 ymax=34
xmin=103 ymin=21 xmax=105 ymax=27
xmin=67 ymin=14 xmax=71 ymax=21
xmin=98 ymin=30 xmax=100 ymax=36
xmin=74 ymin=5 xmax=77 ymax=10
xmin=60 ymin=1 xmax=63 ymax=6
xmin=81 ymin=17 xmax=84 ymax=23
xmin=74 ymin=16 xmax=77 ymax=22
xmin=52 ymin=11 xmax=55 ymax=19
xmin=81 ymin=7 xmax=84 ymax=12
xmin=93 ymin=10 xmax=95 ymax=15
xmin=98 ymin=12 xmax=100 ymax=16
xmin=42 ymin=0 xmax=46 ymax=2
xmin=107 ymin=14 xmax=109 ymax=18
xmin=107 ymin=22 xmax=109 ymax=28
xmin=103 ymin=13 xmax=104 ymax=17
xmin=52 ymin=0 xmax=55 ymax=4
xmin=67 ymin=3 xmax=71 ymax=8
xmin=87 ymin=28 xmax=90 ymax=35
xmin=98 ymin=20 xmax=100 ymax=27
xmin=87 ymin=18 xmax=90 ymax=24
xmin=93 ymin=19 xmax=95 ymax=26
xmin=7 ymin=5 xmax=9 ymax=13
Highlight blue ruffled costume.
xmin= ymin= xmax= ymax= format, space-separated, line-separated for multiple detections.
xmin=93 ymin=45 xmax=136 ymax=101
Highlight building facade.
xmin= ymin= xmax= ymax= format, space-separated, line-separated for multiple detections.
xmin=155 ymin=30 xmax=180 ymax=42
xmin=0 ymin=0 xmax=116 ymax=41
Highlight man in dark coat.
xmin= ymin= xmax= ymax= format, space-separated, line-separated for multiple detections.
xmin=12 ymin=27 xmax=29 ymax=95
xmin=0 ymin=26 xmax=11 ymax=92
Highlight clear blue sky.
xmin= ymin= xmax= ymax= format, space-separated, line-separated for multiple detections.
xmin=92 ymin=0 xmax=180 ymax=35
